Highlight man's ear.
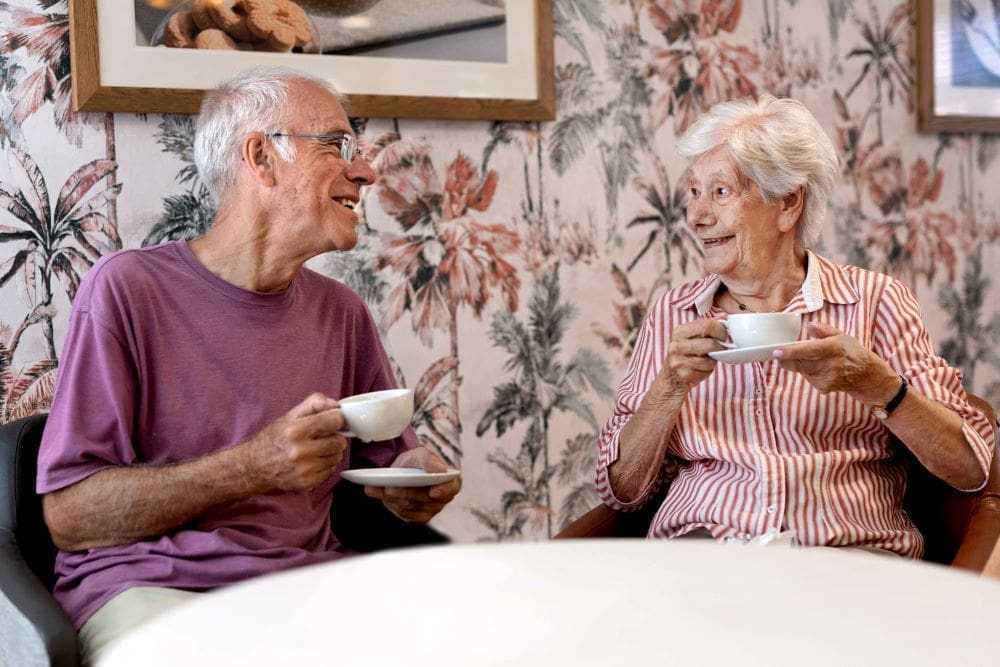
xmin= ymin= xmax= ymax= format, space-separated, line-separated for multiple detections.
xmin=778 ymin=187 xmax=805 ymax=232
xmin=242 ymin=132 xmax=277 ymax=187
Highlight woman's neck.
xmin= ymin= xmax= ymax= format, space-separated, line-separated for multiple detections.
xmin=719 ymin=249 xmax=807 ymax=313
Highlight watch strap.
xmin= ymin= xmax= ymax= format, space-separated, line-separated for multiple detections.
xmin=882 ymin=375 xmax=908 ymax=415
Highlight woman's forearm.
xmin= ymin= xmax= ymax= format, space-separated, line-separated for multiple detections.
xmin=884 ymin=388 xmax=987 ymax=491
xmin=609 ymin=373 xmax=689 ymax=503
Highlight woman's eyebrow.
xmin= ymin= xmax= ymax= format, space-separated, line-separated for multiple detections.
xmin=690 ymin=169 xmax=733 ymax=184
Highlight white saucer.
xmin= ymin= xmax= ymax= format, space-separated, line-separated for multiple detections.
xmin=709 ymin=341 xmax=805 ymax=364
xmin=340 ymin=467 xmax=461 ymax=487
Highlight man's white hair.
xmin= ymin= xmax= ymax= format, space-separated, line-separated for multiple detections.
xmin=194 ymin=65 xmax=346 ymax=205
xmin=676 ymin=94 xmax=839 ymax=248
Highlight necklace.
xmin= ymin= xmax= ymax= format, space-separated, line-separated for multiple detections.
xmin=725 ymin=288 xmax=750 ymax=312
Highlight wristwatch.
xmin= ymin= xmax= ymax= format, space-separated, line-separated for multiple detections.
xmin=870 ymin=375 xmax=908 ymax=420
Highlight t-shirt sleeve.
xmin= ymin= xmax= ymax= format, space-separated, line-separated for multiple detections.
xmin=37 ymin=306 xmax=139 ymax=494
xmin=871 ymin=277 xmax=994 ymax=491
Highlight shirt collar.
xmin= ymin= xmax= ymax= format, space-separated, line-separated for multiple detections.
xmin=674 ymin=250 xmax=860 ymax=316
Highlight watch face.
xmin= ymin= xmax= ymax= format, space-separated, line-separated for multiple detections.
xmin=871 ymin=406 xmax=889 ymax=420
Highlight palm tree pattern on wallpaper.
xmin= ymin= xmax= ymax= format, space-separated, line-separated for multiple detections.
xmin=143 ymin=115 xmax=216 ymax=246
xmin=473 ymin=272 xmax=612 ymax=539
xmin=1 ymin=0 xmax=999 ymax=542
xmin=375 ymin=145 xmax=520 ymax=467
xmin=0 ymin=0 xmax=120 ymax=420
xmin=0 ymin=1 xmax=119 ymax=223
xmin=0 ymin=145 xmax=121 ymax=354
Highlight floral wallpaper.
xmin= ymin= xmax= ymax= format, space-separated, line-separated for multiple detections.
xmin=2 ymin=0 xmax=999 ymax=543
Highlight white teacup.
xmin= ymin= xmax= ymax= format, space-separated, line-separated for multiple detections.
xmin=338 ymin=388 xmax=414 ymax=442
xmin=723 ymin=312 xmax=800 ymax=349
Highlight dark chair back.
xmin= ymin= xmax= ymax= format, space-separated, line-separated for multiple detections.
xmin=0 ymin=413 xmax=79 ymax=666
xmin=331 ymin=475 xmax=450 ymax=552
xmin=1 ymin=413 xmax=60 ymax=590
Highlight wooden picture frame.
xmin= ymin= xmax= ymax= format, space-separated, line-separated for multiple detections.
xmin=917 ymin=0 xmax=1000 ymax=133
xmin=69 ymin=0 xmax=555 ymax=120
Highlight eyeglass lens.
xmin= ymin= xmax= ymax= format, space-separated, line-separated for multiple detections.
xmin=340 ymin=134 xmax=355 ymax=163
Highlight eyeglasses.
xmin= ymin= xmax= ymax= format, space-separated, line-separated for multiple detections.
xmin=266 ymin=131 xmax=365 ymax=164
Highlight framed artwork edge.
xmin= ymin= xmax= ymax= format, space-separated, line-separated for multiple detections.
xmin=916 ymin=0 xmax=1000 ymax=134
xmin=69 ymin=0 xmax=555 ymax=121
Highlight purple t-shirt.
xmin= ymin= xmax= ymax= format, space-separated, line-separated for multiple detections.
xmin=37 ymin=240 xmax=415 ymax=628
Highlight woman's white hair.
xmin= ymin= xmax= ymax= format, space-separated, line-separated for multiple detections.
xmin=194 ymin=65 xmax=345 ymax=205
xmin=676 ymin=94 xmax=839 ymax=248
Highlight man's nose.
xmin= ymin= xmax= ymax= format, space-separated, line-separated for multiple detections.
xmin=347 ymin=158 xmax=376 ymax=186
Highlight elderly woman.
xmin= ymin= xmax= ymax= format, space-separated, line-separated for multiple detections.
xmin=597 ymin=95 xmax=994 ymax=557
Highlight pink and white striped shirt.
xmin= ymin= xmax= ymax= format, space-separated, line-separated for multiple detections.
xmin=596 ymin=251 xmax=994 ymax=558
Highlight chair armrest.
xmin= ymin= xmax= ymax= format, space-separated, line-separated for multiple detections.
xmin=952 ymin=490 xmax=1000 ymax=572
xmin=555 ymin=504 xmax=652 ymax=539
xmin=0 ymin=529 xmax=78 ymax=667
xmin=954 ymin=395 xmax=1000 ymax=572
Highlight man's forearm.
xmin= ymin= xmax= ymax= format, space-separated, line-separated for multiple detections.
xmin=43 ymin=443 xmax=265 ymax=551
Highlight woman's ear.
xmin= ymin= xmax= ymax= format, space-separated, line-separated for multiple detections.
xmin=778 ymin=187 xmax=805 ymax=232
xmin=241 ymin=132 xmax=277 ymax=188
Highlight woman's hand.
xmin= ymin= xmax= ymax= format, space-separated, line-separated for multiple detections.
xmin=662 ymin=318 xmax=729 ymax=393
xmin=774 ymin=321 xmax=899 ymax=404
xmin=776 ymin=321 xmax=986 ymax=490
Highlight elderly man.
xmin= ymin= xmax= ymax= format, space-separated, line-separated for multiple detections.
xmin=37 ymin=66 xmax=460 ymax=663
xmin=598 ymin=95 xmax=994 ymax=556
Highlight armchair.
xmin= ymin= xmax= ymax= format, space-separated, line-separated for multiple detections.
xmin=0 ymin=413 xmax=448 ymax=667
xmin=557 ymin=394 xmax=1000 ymax=573
xmin=0 ymin=414 xmax=75 ymax=667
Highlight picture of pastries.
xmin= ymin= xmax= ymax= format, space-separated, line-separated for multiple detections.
xmin=153 ymin=0 xmax=318 ymax=53
xmin=136 ymin=0 xmax=509 ymax=63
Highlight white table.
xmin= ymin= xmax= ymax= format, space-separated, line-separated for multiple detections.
xmin=100 ymin=540 xmax=1000 ymax=666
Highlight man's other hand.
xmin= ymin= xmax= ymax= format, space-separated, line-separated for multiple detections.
xmin=364 ymin=447 xmax=461 ymax=523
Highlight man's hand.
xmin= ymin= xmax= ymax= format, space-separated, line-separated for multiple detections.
xmin=774 ymin=322 xmax=899 ymax=404
xmin=241 ymin=393 xmax=350 ymax=493
xmin=364 ymin=447 xmax=461 ymax=523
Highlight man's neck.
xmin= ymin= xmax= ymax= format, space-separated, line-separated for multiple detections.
xmin=189 ymin=212 xmax=304 ymax=293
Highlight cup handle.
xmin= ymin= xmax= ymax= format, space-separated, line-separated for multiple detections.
xmin=718 ymin=320 xmax=735 ymax=348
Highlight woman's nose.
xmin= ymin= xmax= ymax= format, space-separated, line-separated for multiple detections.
xmin=687 ymin=197 xmax=708 ymax=224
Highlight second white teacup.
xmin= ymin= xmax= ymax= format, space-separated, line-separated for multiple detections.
xmin=339 ymin=388 xmax=414 ymax=442
xmin=723 ymin=312 xmax=801 ymax=349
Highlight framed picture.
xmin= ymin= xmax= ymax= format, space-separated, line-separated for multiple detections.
xmin=917 ymin=0 xmax=1000 ymax=132
xmin=69 ymin=0 xmax=554 ymax=120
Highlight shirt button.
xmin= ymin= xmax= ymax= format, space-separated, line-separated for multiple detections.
xmin=756 ymin=409 xmax=763 ymax=415
xmin=767 ymin=506 xmax=776 ymax=514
